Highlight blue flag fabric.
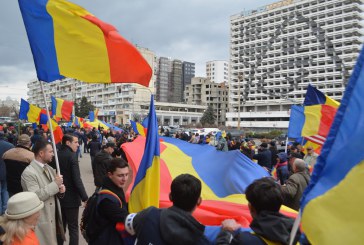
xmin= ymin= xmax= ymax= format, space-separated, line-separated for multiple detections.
xmin=300 ymin=46 xmax=364 ymax=244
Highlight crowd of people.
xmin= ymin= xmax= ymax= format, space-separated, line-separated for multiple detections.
xmin=0 ymin=123 xmax=316 ymax=245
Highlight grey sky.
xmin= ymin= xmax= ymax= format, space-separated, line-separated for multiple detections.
xmin=0 ymin=0 xmax=275 ymax=100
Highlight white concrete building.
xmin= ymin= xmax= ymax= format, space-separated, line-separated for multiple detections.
xmin=206 ymin=60 xmax=229 ymax=84
xmin=227 ymin=0 xmax=363 ymax=130
xmin=138 ymin=102 xmax=206 ymax=126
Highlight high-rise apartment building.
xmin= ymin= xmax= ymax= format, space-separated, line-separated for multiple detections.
xmin=185 ymin=77 xmax=229 ymax=125
xmin=206 ymin=60 xmax=229 ymax=84
xmin=182 ymin=61 xmax=195 ymax=92
xmin=227 ymin=0 xmax=363 ymax=130
xmin=156 ymin=57 xmax=195 ymax=103
xmin=170 ymin=60 xmax=183 ymax=103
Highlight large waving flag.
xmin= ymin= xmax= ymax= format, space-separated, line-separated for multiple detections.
xmin=123 ymin=137 xmax=296 ymax=226
xmin=129 ymin=95 xmax=160 ymax=213
xmin=19 ymin=99 xmax=42 ymax=123
xmin=51 ymin=96 xmax=73 ymax=121
xmin=18 ymin=0 xmax=152 ymax=86
xmin=304 ymin=84 xmax=340 ymax=108
xmin=288 ymin=104 xmax=337 ymax=145
xmin=300 ymin=48 xmax=364 ymax=244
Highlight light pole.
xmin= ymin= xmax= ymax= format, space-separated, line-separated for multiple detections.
xmin=237 ymin=74 xmax=243 ymax=130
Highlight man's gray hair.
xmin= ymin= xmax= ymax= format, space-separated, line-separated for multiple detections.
xmin=294 ymin=159 xmax=306 ymax=172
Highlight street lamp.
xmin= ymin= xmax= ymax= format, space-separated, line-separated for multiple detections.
xmin=237 ymin=74 xmax=244 ymax=130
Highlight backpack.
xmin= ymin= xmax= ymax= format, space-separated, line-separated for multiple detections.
xmin=80 ymin=189 xmax=125 ymax=243
xmin=80 ymin=190 xmax=100 ymax=242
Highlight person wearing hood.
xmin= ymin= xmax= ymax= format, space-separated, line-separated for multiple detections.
xmin=88 ymin=158 xmax=129 ymax=245
xmin=215 ymin=177 xmax=300 ymax=245
xmin=50 ymin=134 xmax=88 ymax=245
xmin=125 ymin=174 xmax=210 ymax=245
xmin=274 ymin=152 xmax=290 ymax=185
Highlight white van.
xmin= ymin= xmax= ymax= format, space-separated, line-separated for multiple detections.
xmin=203 ymin=128 xmax=220 ymax=136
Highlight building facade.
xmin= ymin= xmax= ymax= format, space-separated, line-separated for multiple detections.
xmin=206 ymin=60 xmax=229 ymax=84
xmin=156 ymin=57 xmax=195 ymax=103
xmin=182 ymin=62 xmax=195 ymax=96
xmin=185 ymin=77 xmax=229 ymax=125
xmin=227 ymin=0 xmax=363 ymax=130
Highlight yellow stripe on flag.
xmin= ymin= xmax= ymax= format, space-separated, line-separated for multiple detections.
xmin=28 ymin=104 xmax=42 ymax=123
xmin=302 ymin=161 xmax=364 ymax=244
xmin=47 ymin=0 xmax=110 ymax=82
xmin=302 ymin=105 xmax=322 ymax=137
xmin=129 ymin=156 xmax=160 ymax=213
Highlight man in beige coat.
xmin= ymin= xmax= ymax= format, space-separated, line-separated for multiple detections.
xmin=21 ymin=139 xmax=66 ymax=245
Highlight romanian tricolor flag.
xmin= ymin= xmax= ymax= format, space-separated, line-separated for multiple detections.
xmin=74 ymin=116 xmax=84 ymax=128
xmin=89 ymin=109 xmax=99 ymax=122
xmin=48 ymin=118 xmax=63 ymax=144
xmin=288 ymin=104 xmax=337 ymax=145
xmin=130 ymin=120 xmax=146 ymax=137
xmin=304 ymin=84 xmax=340 ymax=108
xmin=129 ymin=95 xmax=160 ymax=213
xmin=19 ymin=99 xmax=42 ymax=123
xmin=18 ymin=0 xmax=152 ymax=86
xmin=300 ymin=45 xmax=364 ymax=244
xmin=51 ymin=96 xmax=73 ymax=121
xmin=123 ymin=136 xmax=295 ymax=226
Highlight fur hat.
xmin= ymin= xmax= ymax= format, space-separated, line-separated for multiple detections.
xmin=5 ymin=192 xmax=44 ymax=220
xmin=17 ymin=134 xmax=31 ymax=146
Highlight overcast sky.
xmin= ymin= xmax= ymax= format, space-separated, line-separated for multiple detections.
xmin=0 ymin=0 xmax=275 ymax=100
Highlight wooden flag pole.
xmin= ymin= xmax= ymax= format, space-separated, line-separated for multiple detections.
xmin=39 ymin=80 xmax=61 ymax=174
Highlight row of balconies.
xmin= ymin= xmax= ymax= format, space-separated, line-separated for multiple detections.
xmin=234 ymin=8 xmax=360 ymax=31
xmin=233 ymin=0 xmax=358 ymax=21
xmin=231 ymin=17 xmax=362 ymax=39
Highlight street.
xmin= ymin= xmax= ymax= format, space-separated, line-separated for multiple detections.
xmin=73 ymin=152 xmax=94 ymax=245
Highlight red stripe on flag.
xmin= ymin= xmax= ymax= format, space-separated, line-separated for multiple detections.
xmin=318 ymin=105 xmax=337 ymax=137
xmin=82 ymin=15 xmax=152 ymax=86
xmin=60 ymin=100 xmax=73 ymax=121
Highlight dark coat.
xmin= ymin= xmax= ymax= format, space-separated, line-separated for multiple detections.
xmin=93 ymin=150 xmax=112 ymax=187
xmin=0 ymin=139 xmax=14 ymax=181
xmin=3 ymin=145 xmax=34 ymax=195
xmin=216 ymin=211 xmax=300 ymax=245
xmin=131 ymin=206 xmax=209 ymax=245
xmin=50 ymin=145 xmax=88 ymax=207
xmin=88 ymin=140 xmax=102 ymax=157
xmin=89 ymin=177 xmax=128 ymax=245
xmin=253 ymin=149 xmax=272 ymax=170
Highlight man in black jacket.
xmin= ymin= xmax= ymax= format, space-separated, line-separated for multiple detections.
xmin=51 ymin=134 xmax=88 ymax=245
xmin=93 ymin=142 xmax=115 ymax=189
xmin=89 ymin=158 xmax=129 ymax=245
xmin=253 ymin=143 xmax=272 ymax=172
xmin=125 ymin=174 xmax=209 ymax=245
xmin=215 ymin=177 xmax=300 ymax=245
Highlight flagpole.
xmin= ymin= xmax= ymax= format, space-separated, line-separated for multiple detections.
xmin=39 ymin=80 xmax=61 ymax=174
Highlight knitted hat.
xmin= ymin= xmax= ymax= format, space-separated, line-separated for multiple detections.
xmin=5 ymin=192 xmax=44 ymax=220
